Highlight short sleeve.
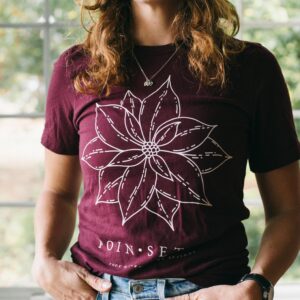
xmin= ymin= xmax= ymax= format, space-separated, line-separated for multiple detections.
xmin=248 ymin=44 xmax=300 ymax=173
xmin=40 ymin=51 xmax=79 ymax=155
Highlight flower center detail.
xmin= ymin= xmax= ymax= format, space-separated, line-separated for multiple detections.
xmin=142 ymin=141 xmax=160 ymax=158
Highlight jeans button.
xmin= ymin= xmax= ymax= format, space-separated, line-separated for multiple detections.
xmin=133 ymin=283 xmax=144 ymax=293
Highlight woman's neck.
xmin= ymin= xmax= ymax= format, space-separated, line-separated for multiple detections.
xmin=130 ymin=0 xmax=180 ymax=46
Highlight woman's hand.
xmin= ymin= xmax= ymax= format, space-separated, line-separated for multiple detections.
xmin=165 ymin=280 xmax=262 ymax=300
xmin=32 ymin=256 xmax=112 ymax=300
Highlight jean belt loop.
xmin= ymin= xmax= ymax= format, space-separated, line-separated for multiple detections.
xmin=157 ymin=278 xmax=166 ymax=300
xmin=101 ymin=273 xmax=112 ymax=300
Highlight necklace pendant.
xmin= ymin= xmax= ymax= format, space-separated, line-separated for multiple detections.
xmin=144 ymin=79 xmax=153 ymax=86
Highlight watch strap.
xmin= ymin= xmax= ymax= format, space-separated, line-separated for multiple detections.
xmin=239 ymin=273 xmax=274 ymax=300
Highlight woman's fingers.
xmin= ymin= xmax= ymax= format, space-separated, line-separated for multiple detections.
xmin=75 ymin=265 xmax=112 ymax=293
xmin=32 ymin=257 xmax=106 ymax=299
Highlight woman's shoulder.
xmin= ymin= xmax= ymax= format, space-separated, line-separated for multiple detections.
xmin=234 ymin=38 xmax=278 ymax=67
xmin=53 ymin=43 xmax=91 ymax=80
xmin=229 ymin=38 xmax=281 ymax=84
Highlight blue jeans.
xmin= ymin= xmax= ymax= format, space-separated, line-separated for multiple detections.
xmin=95 ymin=272 xmax=203 ymax=300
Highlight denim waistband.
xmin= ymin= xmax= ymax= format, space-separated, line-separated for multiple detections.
xmin=96 ymin=272 xmax=202 ymax=300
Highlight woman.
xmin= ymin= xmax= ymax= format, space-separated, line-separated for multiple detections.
xmin=32 ymin=0 xmax=300 ymax=299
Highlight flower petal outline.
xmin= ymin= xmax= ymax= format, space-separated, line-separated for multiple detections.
xmin=152 ymin=121 xmax=181 ymax=147
xmin=118 ymin=159 xmax=157 ymax=224
xmin=96 ymin=167 xmax=126 ymax=204
xmin=95 ymin=103 xmax=141 ymax=150
xmin=108 ymin=149 xmax=145 ymax=167
xmin=124 ymin=109 xmax=145 ymax=144
xmin=159 ymin=117 xmax=217 ymax=154
xmin=149 ymin=154 xmax=173 ymax=180
xmin=81 ymin=137 xmax=119 ymax=170
xmin=158 ymin=150 xmax=212 ymax=206
xmin=185 ymin=137 xmax=233 ymax=174
xmin=139 ymin=75 xmax=181 ymax=141
xmin=145 ymin=189 xmax=180 ymax=231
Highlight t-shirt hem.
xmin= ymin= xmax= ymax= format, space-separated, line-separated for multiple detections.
xmin=249 ymin=146 xmax=300 ymax=173
xmin=40 ymin=138 xmax=79 ymax=155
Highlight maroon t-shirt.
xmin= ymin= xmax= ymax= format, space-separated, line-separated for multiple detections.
xmin=40 ymin=40 xmax=300 ymax=287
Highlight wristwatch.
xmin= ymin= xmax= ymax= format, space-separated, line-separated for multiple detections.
xmin=239 ymin=273 xmax=274 ymax=300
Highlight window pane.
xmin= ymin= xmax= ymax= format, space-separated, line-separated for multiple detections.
xmin=0 ymin=119 xmax=44 ymax=203
xmin=243 ymin=27 xmax=300 ymax=109
xmin=0 ymin=0 xmax=44 ymax=23
xmin=0 ymin=28 xmax=44 ymax=114
xmin=50 ymin=0 xmax=80 ymax=22
xmin=243 ymin=0 xmax=300 ymax=21
xmin=295 ymin=117 xmax=300 ymax=135
xmin=0 ymin=207 xmax=79 ymax=287
xmin=244 ymin=166 xmax=261 ymax=205
xmin=231 ymin=0 xmax=238 ymax=5
xmin=0 ymin=208 xmax=35 ymax=286
xmin=50 ymin=27 xmax=86 ymax=65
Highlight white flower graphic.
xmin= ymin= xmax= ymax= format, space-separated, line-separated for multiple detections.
xmin=81 ymin=75 xmax=233 ymax=231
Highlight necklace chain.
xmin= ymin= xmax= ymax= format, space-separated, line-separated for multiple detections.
xmin=132 ymin=41 xmax=184 ymax=87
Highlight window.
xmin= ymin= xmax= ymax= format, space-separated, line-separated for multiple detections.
xmin=0 ymin=0 xmax=84 ymax=289
xmin=0 ymin=0 xmax=299 ymax=298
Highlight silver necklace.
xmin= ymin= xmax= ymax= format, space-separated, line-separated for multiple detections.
xmin=132 ymin=41 xmax=184 ymax=87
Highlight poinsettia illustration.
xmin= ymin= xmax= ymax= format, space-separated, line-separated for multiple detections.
xmin=81 ymin=75 xmax=233 ymax=231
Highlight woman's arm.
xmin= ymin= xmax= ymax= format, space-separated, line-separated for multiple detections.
xmin=33 ymin=148 xmax=82 ymax=262
xmin=31 ymin=148 xmax=112 ymax=299
xmin=250 ymin=160 xmax=300 ymax=285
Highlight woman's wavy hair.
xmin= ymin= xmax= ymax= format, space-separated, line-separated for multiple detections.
xmin=72 ymin=0 xmax=245 ymax=97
